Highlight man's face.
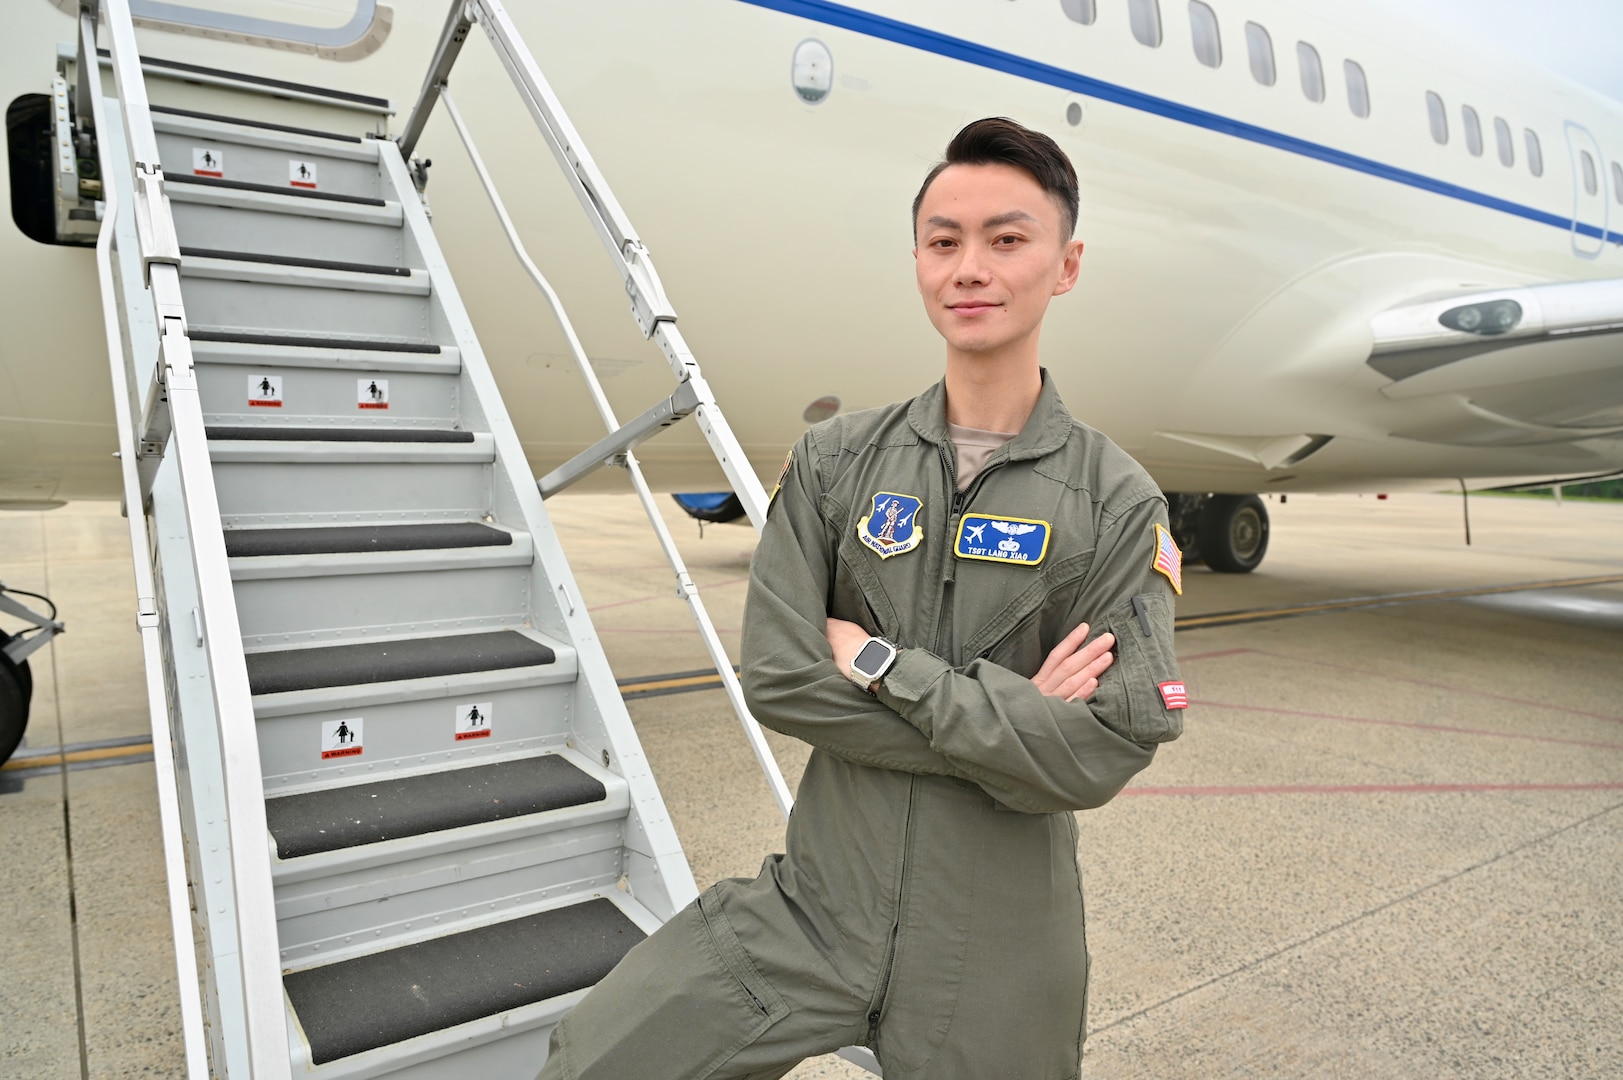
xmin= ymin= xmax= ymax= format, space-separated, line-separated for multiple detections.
xmin=913 ymin=163 xmax=1082 ymax=359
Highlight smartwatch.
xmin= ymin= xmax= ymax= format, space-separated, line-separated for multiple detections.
xmin=848 ymin=636 xmax=899 ymax=689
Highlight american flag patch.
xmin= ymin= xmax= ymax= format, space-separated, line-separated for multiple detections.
xmin=1158 ymin=681 xmax=1189 ymax=710
xmin=1152 ymin=523 xmax=1183 ymax=595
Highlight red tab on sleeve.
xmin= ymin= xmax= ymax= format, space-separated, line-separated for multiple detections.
xmin=1158 ymin=681 xmax=1189 ymax=710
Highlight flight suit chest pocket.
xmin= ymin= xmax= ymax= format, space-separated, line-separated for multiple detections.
xmin=1092 ymin=592 xmax=1184 ymax=744
xmin=959 ymin=551 xmax=1092 ymax=676
xmin=830 ymin=494 xmax=903 ymax=636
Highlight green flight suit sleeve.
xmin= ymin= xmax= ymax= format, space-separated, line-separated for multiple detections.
xmin=873 ymin=494 xmax=1182 ymax=813
xmin=739 ymin=433 xmax=972 ymax=779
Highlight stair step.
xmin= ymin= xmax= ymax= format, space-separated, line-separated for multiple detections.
xmin=225 ymin=522 xmax=511 ymax=558
xmin=209 ymin=432 xmax=493 ymax=466
xmin=180 ymin=252 xmax=429 ymax=296
xmin=180 ymin=246 xmax=411 ymax=278
xmin=168 ymin=172 xmax=385 ymax=207
xmin=151 ymin=104 xmax=365 ymax=144
xmin=166 ymin=176 xmax=403 ymax=226
xmin=284 ymin=898 xmax=646 ymax=1066
xmin=191 ymin=329 xmax=439 ymax=354
xmin=191 ymin=338 xmax=461 ymax=376
xmin=247 ymin=630 xmax=556 ymax=696
xmin=155 ymin=110 xmax=379 ymax=163
xmin=267 ymin=755 xmax=606 ymax=860
xmin=207 ymin=426 xmax=472 ymax=442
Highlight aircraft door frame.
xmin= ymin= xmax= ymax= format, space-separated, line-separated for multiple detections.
xmin=1564 ymin=121 xmax=1609 ymax=258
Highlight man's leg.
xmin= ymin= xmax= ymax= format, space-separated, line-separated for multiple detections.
xmin=537 ymin=879 xmax=867 ymax=1080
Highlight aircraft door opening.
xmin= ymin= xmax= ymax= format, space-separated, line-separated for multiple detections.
xmin=1564 ymin=122 xmax=1608 ymax=258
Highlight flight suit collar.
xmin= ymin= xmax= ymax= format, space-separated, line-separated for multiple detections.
xmin=907 ymin=368 xmax=1074 ymax=463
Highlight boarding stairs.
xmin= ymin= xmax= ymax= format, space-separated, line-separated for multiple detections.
xmin=70 ymin=0 xmax=851 ymax=1075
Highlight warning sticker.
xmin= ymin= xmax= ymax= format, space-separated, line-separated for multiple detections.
xmin=320 ymin=717 xmax=363 ymax=759
xmin=454 ymin=701 xmax=493 ymax=741
xmin=192 ymin=147 xmax=224 ymax=177
xmin=358 ymin=378 xmax=389 ymax=409
xmin=248 ymin=374 xmax=283 ymax=407
xmin=289 ymin=159 xmax=318 ymax=189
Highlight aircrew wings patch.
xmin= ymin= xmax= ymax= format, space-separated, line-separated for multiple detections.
xmin=1151 ymin=523 xmax=1183 ymax=595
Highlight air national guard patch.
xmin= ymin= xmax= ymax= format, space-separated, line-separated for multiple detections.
xmin=955 ymin=513 xmax=1050 ymax=566
xmin=1152 ymin=523 xmax=1184 ymax=595
xmin=858 ymin=492 xmax=923 ymax=558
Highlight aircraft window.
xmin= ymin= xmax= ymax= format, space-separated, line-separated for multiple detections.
xmin=1525 ymin=129 xmax=1543 ymax=176
xmin=1129 ymin=0 xmax=1163 ymax=47
xmin=1245 ymin=23 xmax=1276 ymax=86
xmin=1493 ymin=117 xmax=1514 ymax=167
xmin=1296 ymin=42 xmax=1324 ymax=103
xmin=1426 ymin=91 xmax=1448 ymax=144
xmin=1189 ymin=2 xmax=1221 ymax=67
xmin=1580 ymin=150 xmax=1598 ymax=195
xmin=1614 ymin=162 xmax=1623 ymax=204
xmin=1344 ymin=60 xmax=1369 ymax=118
xmin=1461 ymin=105 xmax=1483 ymax=157
xmin=1060 ymin=0 xmax=1097 ymax=24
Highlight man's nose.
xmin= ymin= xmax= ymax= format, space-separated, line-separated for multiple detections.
xmin=953 ymin=247 xmax=990 ymax=287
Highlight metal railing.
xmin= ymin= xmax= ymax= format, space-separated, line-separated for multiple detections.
xmin=400 ymin=0 xmax=795 ymax=818
xmin=79 ymin=1 xmax=291 ymax=1075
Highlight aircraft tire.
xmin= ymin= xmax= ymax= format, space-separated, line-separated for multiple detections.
xmin=1198 ymin=494 xmax=1270 ymax=574
xmin=0 ymin=631 xmax=30 ymax=767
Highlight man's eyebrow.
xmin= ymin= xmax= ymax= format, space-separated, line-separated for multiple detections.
xmin=983 ymin=210 xmax=1038 ymax=228
xmin=923 ymin=214 xmax=961 ymax=230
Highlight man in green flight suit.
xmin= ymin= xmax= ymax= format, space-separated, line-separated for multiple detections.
xmin=538 ymin=117 xmax=1186 ymax=1080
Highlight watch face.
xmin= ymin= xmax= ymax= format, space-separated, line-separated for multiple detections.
xmin=854 ymin=639 xmax=893 ymax=675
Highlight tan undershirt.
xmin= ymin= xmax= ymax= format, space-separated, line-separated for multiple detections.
xmin=947 ymin=422 xmax=1018 ymax=491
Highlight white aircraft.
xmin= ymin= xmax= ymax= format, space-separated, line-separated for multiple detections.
xmin=4 ymin=0 xmax=1622 ymax=575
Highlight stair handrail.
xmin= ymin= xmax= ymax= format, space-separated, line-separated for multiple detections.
xmin=435 ymin=88 xmax=794 ymax=819
xmin=401 ymin=2 xmax=795 ymax=817
xmin=78 ymin=13 xmax=208 ymax=1077
xmin=81 ymin=2 xmax=293 ymax=1076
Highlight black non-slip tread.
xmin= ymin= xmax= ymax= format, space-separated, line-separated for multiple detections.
xmin=166 ymin=172 xmax=386 ymax=206
xmin=207 ymin=426 xmax=474 ymax=443
xmin=179 ymin=246 xmax=410 ymax=277
xmin=285 ymin=898 xmax=644 ymax=1064
xmin=97 ymin=49 xmax=391 ymax=109
xmin=246 ymin=631 xmax=556 ymax=696
xmin=224 ymin=522 xmax=511 ymax=558
xmin=266 ymin=756 xmax=608 ymax=860
xmin=151 ymin=104 xmax=365 ymax=143
xmin=188 ymin=329 xmax=441 ymax=354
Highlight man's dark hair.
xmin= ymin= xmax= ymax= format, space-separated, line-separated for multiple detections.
xmin=912 ymin=117 xmax=1080 ymax=241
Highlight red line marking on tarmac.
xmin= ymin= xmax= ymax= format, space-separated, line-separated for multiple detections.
xmin=1243 ymin=648 xmax=1623 ymax=725
xmin=1121 ymin=781 xmax=1623 ymax=797
xmin=1192 ymin=699 xmax=1623 ymax=751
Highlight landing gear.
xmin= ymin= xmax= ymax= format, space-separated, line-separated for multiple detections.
xmin=0 ymin=583 xmax=62 ymax=766
xmin=0 ymin=630 xmax=31 ymax=767
xmin=1163 ymin=493 xmax=1272 ymax=575
xmin=1198 ymin=494 xmax=1270 ymax=573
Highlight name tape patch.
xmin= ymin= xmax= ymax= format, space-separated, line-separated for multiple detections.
xmin=1158 ymin=681 xmax=1189 ymax=710
xmin=955 ymin=513 xmax=1050 ymax=566
xmin=858 ymin=491 xmax=924 ymax=558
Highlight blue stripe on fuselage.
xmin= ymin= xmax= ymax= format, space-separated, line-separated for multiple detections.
xmin=741 ymin=0 xmax=1612 ymax=242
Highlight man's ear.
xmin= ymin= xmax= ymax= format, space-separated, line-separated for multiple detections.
xmin=1052 ymin=239 xmax=1084 ymax=297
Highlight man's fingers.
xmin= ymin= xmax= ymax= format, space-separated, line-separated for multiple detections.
xmin=1046 ymin=632 xmax=1113 ymax=687
xmin=1063 ymin=677 xmax=1098 ymax=703
xmin=1058 ymin=648 xmax=1114 ymax=702
xmin=1034 ymin=622 xmax=1090 ymax=685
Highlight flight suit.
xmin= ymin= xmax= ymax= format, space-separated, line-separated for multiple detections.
xmin=538 ymin=373 xmax=1184 ymax=1080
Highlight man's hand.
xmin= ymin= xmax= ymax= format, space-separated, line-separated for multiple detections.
xmin=1031 ymin=623 xmax=1114 ymax=702
xmin=825 ymin=618 xmax=872 ymax=684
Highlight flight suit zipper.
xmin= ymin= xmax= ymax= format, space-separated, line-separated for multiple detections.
xmin=935 ymin=442 xmax=1008 ymax=659
xmin=866 ymin=775 xmax=917 ymax=1045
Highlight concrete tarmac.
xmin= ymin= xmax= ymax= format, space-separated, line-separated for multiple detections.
xmin=2 ymin=490 xmax=1620 ymax=1078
